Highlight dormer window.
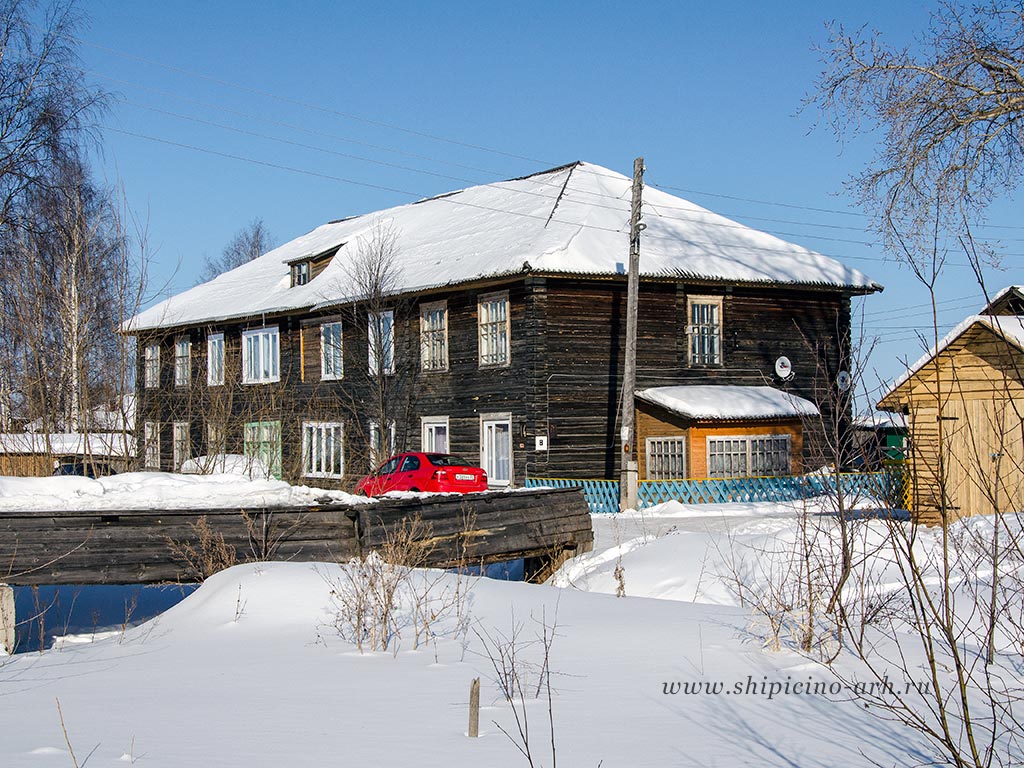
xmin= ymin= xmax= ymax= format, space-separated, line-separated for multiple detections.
xmin=291 ymin=261 xmax=310 ymax=287
xmin=288 ymin=245 xmax=340 ymax=288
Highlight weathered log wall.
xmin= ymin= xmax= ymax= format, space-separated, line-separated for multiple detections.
xmin=0 ymin=488 xmax=592 ymax=586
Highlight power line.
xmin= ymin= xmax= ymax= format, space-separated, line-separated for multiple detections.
xmin=85 ymin=68 xmax=517 ymax=180
xmin=106 ymin=125 xmax=993 ymax=269
xmin=73 ymin=32 xmax=557 ymax=167
xmin=70 ymin=27 xmax=1024 ymax=237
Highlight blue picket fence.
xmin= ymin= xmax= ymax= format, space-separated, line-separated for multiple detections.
xmin=525 ymin=471 xmax=906 ymax=515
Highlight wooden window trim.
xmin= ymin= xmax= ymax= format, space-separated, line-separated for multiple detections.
xmin=241 ymin=326 xmax=281 ymax=384
xmin=302 ymin=421 xmax=345 ymax=479
xmin=421 ymin=415 xmax=450 ymax=453
xmin=687 ymin=295 xmax=723 ymax=367
xmin=420 ymin=300 xmax=449 ymax=373
xmin=207 ymin=333 xmax=225 ymax=387
xmin=320 ymin=322 xmax=344 ymax=381
xmin=478 ymin=291 xmax=511 ymax=368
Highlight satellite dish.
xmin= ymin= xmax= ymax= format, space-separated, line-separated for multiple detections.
xmin=774 ymin=356 xmax=794 ymax=381
xmin=837 ymin=370 xmax=852 ymax=392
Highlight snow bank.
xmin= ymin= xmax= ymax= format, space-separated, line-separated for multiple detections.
xmin=0 ymin=471 xmax=365 ymax=511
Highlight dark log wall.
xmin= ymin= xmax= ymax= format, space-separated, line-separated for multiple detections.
xmin=533 ymin=279 xmax=851 ymax=478
xmin=135 ymin=278 xmax=853 ymax=487
xmin=1 ymin=488 xmax=593 ymax=586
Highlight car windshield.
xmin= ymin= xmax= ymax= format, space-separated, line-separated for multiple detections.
xmin=426 ymin=454 xmax=473 ymax=467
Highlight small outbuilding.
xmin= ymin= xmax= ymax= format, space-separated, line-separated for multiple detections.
xmin=635 ymin=385 xmax=819 ymax=480
xmin=0 ymin=432 xmax=134 ymax=477
xmin=877 ymin=286 xmax=1024 ymax=523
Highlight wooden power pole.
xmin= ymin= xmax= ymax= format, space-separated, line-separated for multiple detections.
xmin=619 ymin=157 xmax=644 ymax=511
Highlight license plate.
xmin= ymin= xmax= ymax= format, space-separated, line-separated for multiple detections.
xmin=455 ymin=473 xmax=475 ymax=481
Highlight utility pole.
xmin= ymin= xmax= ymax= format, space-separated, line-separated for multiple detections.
xmin=619 ymin=157 xmax=644 ymax=511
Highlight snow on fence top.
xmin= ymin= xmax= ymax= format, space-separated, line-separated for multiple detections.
xmin=636 ymin=385 xmax=820 ymax=420
xmin=127 ymin=161 xmax=882 ymax=331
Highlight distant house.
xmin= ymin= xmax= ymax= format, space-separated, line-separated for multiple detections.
xmin=0 ymin=432 xmax=134 ymax=477
xmin=877 ymin=286 xmax=1024 ymax=523
xmin=852 ymin=411 xmax=908 ymax=469
xmin=126 ymin=162 xmax=881 ymax=489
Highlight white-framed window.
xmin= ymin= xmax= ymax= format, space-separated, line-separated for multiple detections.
xmin=480 ymin=413 xmax=512 ymax=487
xmin=143 ymin=421 xmax=160 ymax=470
xmin=368 ymin=311 xmax=395 ymax=376
xmin=368 ymin=419 xmax=396 ymax=468
xmin=207 ymin=333 xmax=225 ymax=386
xmin=688 ymin=296 xmax=722 ymax=365
xmin=302 ymin=421 xmax=344 ymax=478
xmin=706 ymin=434 xmax=791 ymax=478
xmin=242 ymin=326 xmax=280 ymax=384
xmin=174 ymin=337 xmax=191 ymax=388
xmin=144 ymin=342 xmax=160 ymax=389
xmin=321 ymin=322 xmax=343 ymax=380
xmin=207 ymin=422 xmax=226 ymax=456
xmin=478 ymin=292 xmax=510 ymax=367
xmin=646 ymin=436 xmax=687 ymax=480
xmin=421 ymin=416 xmax=450 ymax=453
xmin=420 ymin=301 xmax=448 ymax=372
xmin=292 ymin=261 xmax=310 ymax=287
xmin=172 ymin=421 xmax=190 ymax=471
xmin=244 ymin=420 xmax=282 ymax=479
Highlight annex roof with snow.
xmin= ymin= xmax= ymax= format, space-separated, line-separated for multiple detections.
xmin=636 ymin=385 xmax=819 ymax=421
xmin=129 ymin=162 xmax=881 ymax=331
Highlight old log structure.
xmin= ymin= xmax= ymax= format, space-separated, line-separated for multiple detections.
xmin=0 ymin=487 xmax=592 ymax=586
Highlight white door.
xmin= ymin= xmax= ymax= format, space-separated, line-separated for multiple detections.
xmin=481 ymin=415 xmax=512 ymax=487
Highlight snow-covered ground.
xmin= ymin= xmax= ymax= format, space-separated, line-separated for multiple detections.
xmin=1 ymin=480 xmax=1020 ymax=766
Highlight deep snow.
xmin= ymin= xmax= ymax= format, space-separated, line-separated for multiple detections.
xmin=1 ymin=482 xmax=1019 ymax=767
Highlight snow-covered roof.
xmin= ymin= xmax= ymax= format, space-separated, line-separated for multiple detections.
xmin=636 ymin=385 xmax=819 ymax=420
xmin=128 ymin=162 xmax=882 ymax=332
xmin=881 ymin=314 xmax=1024 ymax=401
xmin=983 ymin=285 xmax=1024 ymax=315
xmin=853 ymin=411 xmax=907 ymax=431
xmin=0 ymin=432 xmax=135 ymax=458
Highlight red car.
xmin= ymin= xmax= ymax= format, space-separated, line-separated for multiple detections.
xmin=354 ymin=452 xmax=489 ymax=496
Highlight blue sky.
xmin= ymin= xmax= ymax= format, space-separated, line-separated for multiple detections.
xmin=79 ymin=0 xmax=1020 ymax=399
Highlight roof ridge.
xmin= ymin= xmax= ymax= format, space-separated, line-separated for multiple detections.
xmin=544 ymin=163 xmax=577 ymax=228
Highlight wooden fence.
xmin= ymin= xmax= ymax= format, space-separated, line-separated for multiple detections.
xmin=0 ymin=487 xmax=593 ymax=586
xmin=526 ymin=471 xmax=908 ymax=514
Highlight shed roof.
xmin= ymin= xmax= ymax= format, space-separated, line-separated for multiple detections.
xmin=0 ymin=432 xmax=135 ymax=458
xmin=128 ymin=161 xmax=881 ymax=332
xmin=636 ymin=385 xmax=819 ymax=421
xmin=880 ymin=314 xmax=1024 ymax=406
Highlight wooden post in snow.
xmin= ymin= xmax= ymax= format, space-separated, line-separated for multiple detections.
xmin=468 ymin=677 xmax=480 ymax=737
xmin=619 ymin=157 xmax=645 ymax=512
xmin=0 ymin=583 xmax=14 ymax=655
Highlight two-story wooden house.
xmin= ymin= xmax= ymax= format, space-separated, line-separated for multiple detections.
xmin=127 ymin=162 xmax=881 ymax=489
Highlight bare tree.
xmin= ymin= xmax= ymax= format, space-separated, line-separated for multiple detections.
xmin=339 ymin=221 xmax=417 ymax=472
xmin=199 ymin=218 xmax=274 ymax=282
xmin=804 ymin=7 xmax=1024 ymax=763
xmin=810 ymin=1 xmax=1024 ymax=260
xmin=0 ymin=0 xmax=105 ymax=431
xmin=0 ymin=0 xmax=104 ymax=227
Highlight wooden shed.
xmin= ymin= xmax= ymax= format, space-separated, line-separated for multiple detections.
xmin=877 ymin=298 xmax=1024 ymax=524
xmin=635 ymin=385 xmax=818 ymax=480
xmin=0 ymin=432 xmax=134 ymax=477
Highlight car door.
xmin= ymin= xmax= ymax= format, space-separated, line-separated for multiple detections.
xmin=396 ymin=454 xmax=422 ymax=490
xmin=368 ymin=456 xmax=401 ymax=495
